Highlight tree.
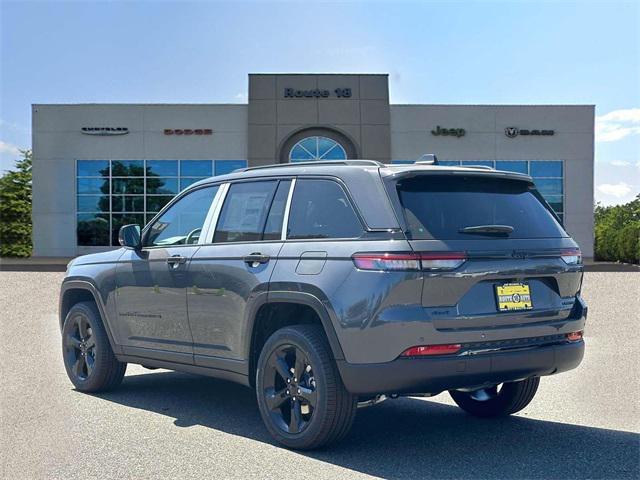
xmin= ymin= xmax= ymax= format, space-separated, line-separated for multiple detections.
xmin=594 ymin=195 xmax=640 ymax=264
xmin=0 ymin=149 xmax=32 ymax=257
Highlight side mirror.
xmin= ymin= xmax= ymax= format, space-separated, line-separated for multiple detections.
xmin=118 ymin=224 xmax=141 ymax=249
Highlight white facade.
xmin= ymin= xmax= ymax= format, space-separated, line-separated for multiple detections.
xmin=31 ymin=74 xmax=594 ymax=258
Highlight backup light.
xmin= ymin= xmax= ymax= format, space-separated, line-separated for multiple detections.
xmin=420 ymin=252 xmax=467 ymax=270
xmin=401 ymin=344 xmax=462 ymax=357
xmin=560 ymin=248 xmax=582 ymax=265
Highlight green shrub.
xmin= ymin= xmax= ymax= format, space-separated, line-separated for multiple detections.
xmin=0 ymin=149 xmax=32 ymax=257
xmin=594 ymin=195 xmax=640 ymax=263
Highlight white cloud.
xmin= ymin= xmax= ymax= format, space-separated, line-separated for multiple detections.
xmin=597 ymin=182 xmax=633 ymax=198
xmin=610 ymin=160 xmax=632 ymax=166
xmin=234 ymin=92 xmax=247 ymax=102
xmin=0 ymin=140 xmax=21 ymax=156
xmin=595 ymin=108 xmax=640 ymax=142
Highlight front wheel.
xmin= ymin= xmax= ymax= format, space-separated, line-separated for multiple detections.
xmin=449 ymin=377 xmax=540 ymax=417
xmin=256 ymin=325 xmax=357 ymax=450
xmin=62 ymin=301 xmax=126 ymax=392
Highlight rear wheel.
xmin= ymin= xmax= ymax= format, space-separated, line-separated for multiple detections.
xmin=449 ymin=377 xmax=540 ymax=417
xmin=256 ymin=325 xmax=357 ymax=450
xmin=62 ymin=301 xmax=126 ymax=392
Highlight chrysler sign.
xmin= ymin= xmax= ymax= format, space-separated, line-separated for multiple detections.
xmin=81 ymin=127 xmax=129 ymax=136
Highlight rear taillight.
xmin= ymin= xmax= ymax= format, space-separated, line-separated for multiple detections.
xmin=561 ymin=248 xmax=582 ymax=265
xmin=566 ymin=331 xmax=583 ymax=342
xmin=401 ymin=344 xmax=462 ymax=357
xmin=419 ymin=252 xmax=467 ymax=270
xmin=352 ymin=252 xmax=466 ymax=271
xmin=352 ymin=253 xmax=421 ymax=271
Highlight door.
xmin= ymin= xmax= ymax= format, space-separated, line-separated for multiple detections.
xmin=187 ymin=179 xmax=291 ymax=369
xmin=115 ymin=185 xmax=219 ymax=362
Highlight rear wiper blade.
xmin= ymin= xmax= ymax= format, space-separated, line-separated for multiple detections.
xmin=459 ymin=225 xmax=514 ymax=235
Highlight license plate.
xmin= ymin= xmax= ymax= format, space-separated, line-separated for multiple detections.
xmin=496 ymin=283 xmax=533 ymax=311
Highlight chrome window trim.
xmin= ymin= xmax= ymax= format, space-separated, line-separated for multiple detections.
xmin=280 ymin=178 xmax=296 ymax=241
xmin=200 ymin=182 xmax=230 ymax=245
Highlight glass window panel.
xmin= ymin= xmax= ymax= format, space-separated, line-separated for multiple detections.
xmin=438 ymin=160 xmax=461 ymax=166
xmin=542 ymin=195 xmax=563 ymax=213
xmin=317 ymin=137 xmax=335 ymax=158
xmin=112 ymin=178 xmax=144 ymax=194
xmin=533 ymin=178 xmax=563 ymax=195
xmin=146 ymin=186 xmax=218 ymax=246
xmin=530 ymin=161 xmax=562 ymax=177
xmin=77 ymin=195 xmax=109 ymax=213
xmin=556 ymin=213 xmax=564 ymax=224
xmin=300 ymin=137 xmax=318 ymax=157
xmin=146 ymin=195 xmax=175 ymax=212
xmin=461 ymin=160 xmax=495 ymax=167
xmin=287 ymin=179 xmax=363 ymax=239
xmin=77 ymin=177 xmax=109 ymax=194
xmin=322 ymin=143 xmax=347 ymax=160
xmin=112 ymin=214 xmax=146 ymax=247
xmin=214 ymin=160 xmax=248 ymax=175
xmin=111 ymin=160 xmax=145 ymax=177
xmin=181 ymin=160 xmax=213 ymax=177
xmin=496 ymin=161 xmax=528 ymax=174
xmin=77 ymin=213 xmax=110 ymax=246
xmin=146 ymin=160 xmax=178 ymax=177
xmin=77 ymin=160 xmax=109 ymax=177
xmin=146 ymin=177 xmax=179 ymax=194
xmin=263 ymin=180 xmax=292 ymax=240
xmin=290 ymin=145 xmax=315 ymax=162
xmin=214 ymin=181 xmax=278 ymax=243
xmin=112 ymin=195 xmax=145 ymax=212
xmin=180 ymin=177 xmax=206 ymax=190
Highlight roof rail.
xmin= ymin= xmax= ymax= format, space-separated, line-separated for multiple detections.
xmin=237 ymin=160 xmax=385 ymax=172
xmin=462 ymin=165 xmax=495 ymax=171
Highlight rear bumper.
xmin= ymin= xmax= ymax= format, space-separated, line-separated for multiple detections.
xmin=336 ymin=340 xmax=584 ymax=395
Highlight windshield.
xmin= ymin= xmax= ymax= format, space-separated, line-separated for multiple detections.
xmin=394 ymin=175 xmax=567 ymax=240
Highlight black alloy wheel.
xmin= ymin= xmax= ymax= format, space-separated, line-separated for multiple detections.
xmin=61 ymin=301 xmax=126 ymax=392
xmin=256 ymin=325 xmax=357 ymax=450
xmin=64 ymin=313 xmax=97 ymax=381
xmin=263 ymin=344 xmax=318 ymax=434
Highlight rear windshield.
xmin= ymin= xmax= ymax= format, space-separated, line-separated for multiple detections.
xmin=394 ymin=175 xmax=567 ymax=240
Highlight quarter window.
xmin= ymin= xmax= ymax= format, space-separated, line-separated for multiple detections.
xmin=145 ymin=186 xmax=219 ymax=247
xmin=213 ymin=181 xmax=278 ymax=243
xmin=287 ymin=179 xmax=362 ymax=239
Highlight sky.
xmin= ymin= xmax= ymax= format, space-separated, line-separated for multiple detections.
xmin=1 ymin=0 xmax=638 ymax=205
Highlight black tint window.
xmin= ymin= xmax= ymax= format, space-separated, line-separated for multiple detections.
xmin=396 ymin=175 xmax=567 ymax=240
xmin=287 ymin=179 xmax=362 ymax=239
xmin=263 ymin=180 xmax=291 ymax=240
xmin=146 ymin=186 xmax=218 ymax=246
xmin=214 ymin=181 xmax=277 ymax=243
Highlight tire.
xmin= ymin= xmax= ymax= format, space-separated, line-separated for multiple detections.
xmin=256 ymin=325 xmax=357 ymax=450
xmin=62 ymin=301 xmax=126 ymax=392
xmin=449 ymin=377 xmax=540 ymax=418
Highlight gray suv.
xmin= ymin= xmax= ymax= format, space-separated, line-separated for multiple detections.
xmin=60 ymin=160 xmax=586 ymax=449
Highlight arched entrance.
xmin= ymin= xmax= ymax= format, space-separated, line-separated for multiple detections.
xmin=279 ymin=127 xmax=358 ymax=163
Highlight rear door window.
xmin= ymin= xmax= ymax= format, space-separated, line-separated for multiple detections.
xmin=214 ymin=181 xmax=278 ymax=243
xmin=395 ymin=175 xmax=567 ymax=240
xmin=287 ymin=179 xmax=363 ymax=239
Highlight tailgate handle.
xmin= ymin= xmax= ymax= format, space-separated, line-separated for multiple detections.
xmin=244 ymin=253 xmax=270 ymax=266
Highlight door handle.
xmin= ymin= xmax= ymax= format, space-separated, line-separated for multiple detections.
xmin=167 ymin=255 xmax=187 ymax=268
xmin=243 ymin=253 xmax=270 ymax=266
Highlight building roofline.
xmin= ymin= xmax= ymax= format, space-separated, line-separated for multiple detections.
xmin=391 ymin=103 xmax=596 ymax=107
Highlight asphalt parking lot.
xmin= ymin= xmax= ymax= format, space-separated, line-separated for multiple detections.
xmin=1 ymin=271 xmax=638 ymax=479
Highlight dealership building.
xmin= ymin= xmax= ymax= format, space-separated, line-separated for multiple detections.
xmin=32 ymin=73 xmax=595 ymax=258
